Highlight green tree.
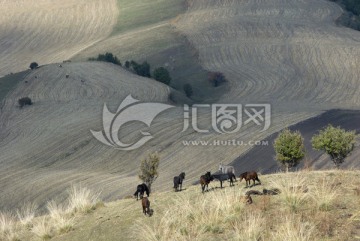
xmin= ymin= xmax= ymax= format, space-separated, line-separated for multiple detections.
xmin=130 ymin=61 xmax=151 ymax=77
xmin=311 ymin=125 xmax=357 ymax=168
xmin=138 ymin=153 xmax=160 ymax=191
xmin=125 ymin=61 xmax=130 ymax=69
xmin=153 ymin=67 xmax=171 ymax=85
xmin=29 ymin=62 xmax=38 ymax=70
xmin=183 ymin=84 xmax=193 ymax=97
xmin=274 ymin=129 xmax=305 ymax=172
xmin=88 ymin=52 xmax=121 ymax=66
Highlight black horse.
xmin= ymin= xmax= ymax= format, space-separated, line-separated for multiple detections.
xmin=211 ymin=172 xmax=236 ymax=188
xmin=134 ymin=183 xmax=150 ymax=200
xmin=173 ymin=172 xmax=186 ymax=192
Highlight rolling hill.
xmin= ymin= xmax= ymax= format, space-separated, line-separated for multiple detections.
xmin=0 ymin=0 xmax=360 ymax=212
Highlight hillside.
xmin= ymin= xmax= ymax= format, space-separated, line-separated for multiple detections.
xmin=0 ymin=0 xmax=118 ymax=77
xmin=1 ymin=0 xmax=360 ymax=214
xmin=3 ymin=170 xmax=360 ymax=241
xmin=231 ymin=109 xmax=360 ymax=174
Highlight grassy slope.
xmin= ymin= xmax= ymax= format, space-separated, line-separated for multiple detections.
xmin=13 ymin=170 xmax=360 ymax=241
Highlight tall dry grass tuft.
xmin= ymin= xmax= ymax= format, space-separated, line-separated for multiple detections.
xmin=270 ymin=172 xmax=308 ymax=212
xmin=31 ymin=217 xmax=53 ymax=240
xmin=232 ymin=211 xmax=265 ymax=241
xmin=16 ymin=203 xmax=37 ymax=228
xmin=271 ymin=215 xmax=315 ymax=241
xmin=309 ymin=177 xmax=339 ymax=211
xmin=133 ymin=189 xmax=246 ymax=241
xmin=0 ymin=212 xmax=19 ymax=241
xmin=46 ymin=200 xmax=74 ymax=234
xmin=67 ymin=185 xmax=101 ymax=214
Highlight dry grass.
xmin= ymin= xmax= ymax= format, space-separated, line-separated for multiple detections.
xmin=133 ymin=170 xmax=360 ymax=241
xmin=309 ymin=177 xmax=339 ymax=211
xmin=270 ymin=172 xmax=309 ymax=212
xmin=31 ymin=217 xmax=53 ymax=240
xmin=0 ymin=212 xmax=19 ymax=241
xmin=0 ymin=185 xmax=102 ymax=240
xmin=67 ymin=185 xmax=102 ymax=214
xmin=46 ymin=200 xmax=74 ymax=234
xmin=271 ymin=215 xmax=315 ymax=241
xmin=16 ymin=203 xmax=37 ymax=228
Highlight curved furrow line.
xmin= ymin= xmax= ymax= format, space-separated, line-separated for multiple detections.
xmin=0 ymin=0 xmax=118 ymax=76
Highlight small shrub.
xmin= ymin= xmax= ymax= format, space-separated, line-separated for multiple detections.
xmin=125 ymin=61 xmax=130 ymax=69
xmin=153 ymin=67 xmax=171 ymax=85
xmin=138 ymin=153 xmax=160 ymax=192
xmin=208 ymin=71 xmax=227 ymax=87
xmin=89 ymin=52 xmax=121 ymax=66
xmin=183 ymin=84 xmax=193 ymax=97
xmin=130 ymin=61 xmax=151 ymax=78
xmin=18 ymin=97 xmax=32 ymax=108
xmin=29 ymin=62 xmax=38 ymax=70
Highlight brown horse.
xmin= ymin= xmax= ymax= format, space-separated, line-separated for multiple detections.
xmin=141 ymin=197 xmax=153 ymax=216
xmin=200 ymin=172 xmax=214 ymax=193
xmin=239 ymin=171 xmax=261 ymax=188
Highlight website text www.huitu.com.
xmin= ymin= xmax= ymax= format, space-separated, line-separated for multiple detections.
xmin=182 ymin=139 xmax=269 ymax=147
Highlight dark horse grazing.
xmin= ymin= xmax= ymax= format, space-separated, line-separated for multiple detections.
xmin=200 ymin=172 xmax=214 ymax=193
xmin=211 ymin=172 xmax=236 ymax=188
xmin=141 ymin=197 xmax=152 ymax=216
xmin=173 ymin=172 xmax=186 ymax=192
xmin=134 ymin=183 xmax=150 ymax=200
xmin=239 ymin=171 xmax=261 ymax=188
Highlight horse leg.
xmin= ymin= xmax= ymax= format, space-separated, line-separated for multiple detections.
xmin=256 ymin=177 xmax=261 ymax=185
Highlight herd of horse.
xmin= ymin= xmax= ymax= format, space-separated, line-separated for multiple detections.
xmin=134 ymin=164 xmax=261 ymax=216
